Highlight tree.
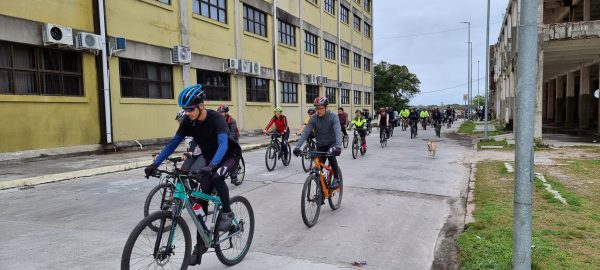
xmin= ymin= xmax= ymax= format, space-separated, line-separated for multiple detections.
xmin=374 ymin=61 xmax=420 ymax=111
xmin=471 ymin=95 xmax=486 ymax=109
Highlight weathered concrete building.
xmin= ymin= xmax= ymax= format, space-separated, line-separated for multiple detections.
xmin=490 ymin=0 xmax=600 ymax=138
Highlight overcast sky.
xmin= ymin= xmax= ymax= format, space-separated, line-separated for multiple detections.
xmin=373 ymin=0 xmax=510 ymax=106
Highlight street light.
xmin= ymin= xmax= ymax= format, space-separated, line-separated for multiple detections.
xmin=460 ymin=21 xmax=471 ymax=120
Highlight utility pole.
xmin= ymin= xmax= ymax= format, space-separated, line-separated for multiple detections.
xmin=460 ymin=21 xmax=471 ymax=119
xmin=514 ymin=0 xmax=538 ymax=269
xmin=477 ymin=60 xmax=480 ymax=110
xmin=484 ymin=0 xmax=490 ymax=138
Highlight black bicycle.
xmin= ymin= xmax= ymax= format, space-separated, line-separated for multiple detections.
xmin=351 ymin=128 xmax=366 ymax=159
xmin=410 ymin=121 xmax=418 ymax=139
xmin=379 ymin=126 xmax=389 ymax=148
xmin=434 ymin=121 xmax=442 ymax=137
xmin=265 ymin=132 xmax=291 ymax=171
xmin=342 ymin=130 xmax=349 ymax=149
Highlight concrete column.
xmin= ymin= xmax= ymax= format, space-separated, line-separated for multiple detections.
xmin=584 ymin=0 xmax=591 ymax=21
xmin=566 ymin=71 xmax=576 ymax=127
xmin=598 ymin=64 xmax=600 ymax=134
xmin=543 ymin=82 xmax=548 ymax=121
xmin=579 ymin=65 xmax=591 ymax=129
xmin=535 ymin=48 xmax=544 ymax=139
xmin=547 ymin=79 xmax=555 ymax=121
xmin=555 ymin=75 xmax=565 ymax=124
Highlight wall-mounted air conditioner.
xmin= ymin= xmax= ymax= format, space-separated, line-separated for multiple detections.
xmin=306 ymin=74 xmax=318 ymax=85
xmin=172 ymin=45 xmax=191 ymax=64
xmin=76 ymin=32 xmax=103 ymax=52
xmin=240 ymin=60 xmax=252 ymax=73
xmin=251 ymin=62 xmax=261 ymax=76
xmin=42 ymin=23 xmax=73 ymax=46
xmin=110 ymin=36 xmax=127 ymax=55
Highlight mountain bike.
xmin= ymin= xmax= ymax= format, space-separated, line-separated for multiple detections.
xmin=410 ymin=121 xmax=418 ymax=139
xmin=434 ymin=121 xmax=442 ymax=137
xmin=351 ymin=128 xmax=366 ymax=159
xmin=264 ymin=132 xmax=291 ymax=171
xmin=122 ymin=169 xmax=254 ymax=269
xmin=300 ymin=151 xmax=343 ymax=228
xmin=300 ymin=136 xmax=316 ymax=172
xmin=342 ymin=129 xmax=349 ymax=149
xmin=379 ymin=126 xmax=389 ymax=148
xmin=421 ymin=118 xmax=428 ymax=130
xmin=401 ymin=118 xmax=409 ymax=131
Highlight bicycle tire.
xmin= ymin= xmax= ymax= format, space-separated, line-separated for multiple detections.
xmin=214 ymin=196 xmax=255 ymax=266
xmin=232 ymin=157 xmax=245 ymax=186
xmin=301 ymin=144 xmax=312 ymax=172
xmin=121 ymin=210 xmax=191 ymax=270
xmin=342 ymin=134 xmax=349 ymax=148
xmin=265 ymin=145 xmax=277 ymax=171
xmin=328 ymin=170 xmax=343 ymax=210
xmin=281 ymin=142 xmax=292 ymax=166
xmin=351 ymin=137 xmax=359 ymax=159
xmin=144 ymin=182 xmax=175 ymax=232
xmin=301 ymin=174 xmax=322 ymax=228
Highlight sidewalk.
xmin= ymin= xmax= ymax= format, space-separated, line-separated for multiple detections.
xmin=0 ymin=134 xmax=299 ymax=190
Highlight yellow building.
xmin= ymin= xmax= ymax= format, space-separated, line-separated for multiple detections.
xmin=0 ymin=0 xmax=374 ymax=153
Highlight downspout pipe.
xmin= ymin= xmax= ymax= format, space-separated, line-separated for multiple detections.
xmin=98 ymin=0 xmax=113 ymax=144
xmin=272 ymin=0 xmax=279 ymax=108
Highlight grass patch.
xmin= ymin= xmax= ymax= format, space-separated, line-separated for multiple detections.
xmin=458 ymin=161 xmax=600 ymax=269
xmin=458 ymin=121 xmax=476 ymax=134
xmin=478 ymin=139 xmax=513 ymax=150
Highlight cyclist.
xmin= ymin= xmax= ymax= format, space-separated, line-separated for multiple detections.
xmin=419 ymin=108 xmax=430 ymax=128
xmin=263 ymin=107 xmax=289 ymax=158
xmin=348 ymin=109 xmax=367 ymax=152
xmin=292 ymin=97 xmax=342 ymax=189
xmin=144 ymin=84 xmax=242 ymax=266
xmin=445 ymin=106 xmax=453 ymax=125
xmin=408 ymin=107 xmax=420 ymax=135
xmin=377 ymin=107 xmax=390 ymax=142
xmin=217 ymin=105 xmax=240 ymax=143
xmin=399 ymin=107 xmax=410 ymax=129
xmin=338 ymin=107 xmax=349 ymax=140
xmin=387 ymin=107 xmax=397 ymax=127
xmin=432 ymin=107 xmax=443 ymax=128
xmin=362 ymin=109 xmax=372 ymax=132
xmin=299 ymin=108 xmax=316 ymax=138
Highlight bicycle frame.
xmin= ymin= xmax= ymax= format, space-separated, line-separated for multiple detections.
xmin=309 ymin=155 xmax=336 ymax=199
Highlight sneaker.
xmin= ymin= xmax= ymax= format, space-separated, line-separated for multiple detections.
xmin=218 ymin=212 xmax=234 ymax=231
xmin=230 ymin=175 xmax=239 ymax=185
xmin=329 ymin=178 xmax=340 ymax=190
xmin=189 ymin=243 xmax=204 ymax=266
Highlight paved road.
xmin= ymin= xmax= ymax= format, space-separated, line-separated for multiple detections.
xmin=0 ymin=123 xmax=471 ymax=270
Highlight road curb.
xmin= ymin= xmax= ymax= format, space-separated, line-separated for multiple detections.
xmin=0 ymin=139 xmax=298 ymax=190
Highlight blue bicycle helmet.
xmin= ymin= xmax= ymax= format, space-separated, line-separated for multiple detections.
xmin=177 ymin=84 xmax=205 ymax=108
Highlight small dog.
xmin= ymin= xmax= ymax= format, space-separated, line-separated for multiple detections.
xmin=427 ymin=141 xmax=437 ymax=158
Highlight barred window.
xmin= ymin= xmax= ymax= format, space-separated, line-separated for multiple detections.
xmin=340 ymin=5 xmax=349 ymax=24
xmin=324 ymin=40 xmax=336 ymax=60
xmin=353 ymin=53 xmax=361 ymax=69
xmin=244 ymin=4 xmax=267 ymax=37
xmin=0 ymin=42 xmax=83 ymax=96
xmin=364 ymin=0 xmax=371 ymax=12
xmin=120 ymin=58 xmax=173 ymax=99
xmin=197 ymin=69 xmax=230 ymax=101
xmin=340 ymin=47 xmax=349 ymax=65
xmin=305 ymin=31 xmax=318 ymax=54
xmin=193 ymin=0 xmax=227 ymax=23
xmin=341 ymin=88 xmax=350 ymax=104
xmin=324 ymin=0 xmax=335 ymax=15
xmin=325 ymin=87 xmax=336 ymax=104
xmin=278 ymin=20 xmax=296 ymax=47
xmin=281 ymin=81 xmax=298 ymax=103
xmin=306 ymin=85 xmax=319 ymax=103
xmin=364 ymin=92 xmax=371 ymax=105
xmin=364 ymin=22 xmax=371 ymax=38
xmin=246 ymin=77 xmax=269 ymax=102
xmin=364 ymin=57 xmax=371 ymax=72
xmin=354 ymin=14 xmax=361 ymax=32
xmin=354 ymin=90 xmax=361 ymax=104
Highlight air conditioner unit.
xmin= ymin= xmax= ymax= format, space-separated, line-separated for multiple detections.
xmin=251 ymin=62 xmax=261 ymax=75
xmin=172 ymin=45 xmax=191 ymax=64
xmin=76 ymin=32 xmax=103 ymax=51
xmin=42 ymin=23 xmax=73 ymax=46
xmin=225 ymin=58 xmax=239 ymax=71
xmin=306 ymin=74 xmax=318 ymax=85
xmin=110 ymin=36 xmax=127 ymax=55
xmin=240 ymin=60 xmax=252 ymax=73
xmin=317 ymin=76 xmax=328 ymax=85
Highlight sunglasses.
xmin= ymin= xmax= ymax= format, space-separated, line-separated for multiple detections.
xmin=183 ymin=106 xmax=196 ymax=112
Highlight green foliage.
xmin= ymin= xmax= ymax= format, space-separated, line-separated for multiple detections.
xmin=374 ymin=61 xmax=420 ymax=110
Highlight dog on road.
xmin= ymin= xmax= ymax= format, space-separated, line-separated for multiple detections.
xmin=427 ymin=141 xmax=437 ymax=158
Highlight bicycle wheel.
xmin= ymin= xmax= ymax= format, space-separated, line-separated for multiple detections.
xmin=301 ymin=144 xmax=312 ymax=172
xmin=282 ymin=142 xmax=292 ymax=166
xmin=265 ymin=145 xmax=277 ymax=171
xmin=328 ymin=170 xmax=343 ymax=210
xmin=232 ymin=157 xmax=245 ymax=186
xmin=121 ymin=210 xmax=191 ymax=270
xmin=214 ymin=196 xmax=255 ymax=266
xmin=301 ymin=174 xmax=322 ymax=228
xmin=351 ymin=137 xmax=359 ymax=159
xmin=144 ymin=182 xmax=175 ymax=232
xmin=342 ymin=134 xmax=349 ymax=148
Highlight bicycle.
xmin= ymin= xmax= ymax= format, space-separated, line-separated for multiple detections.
xmin=366 ymin=120 xmax=372 ymax=135
xmin=401 ymin=118 xmax=409 ymax=131
xmin=434 ymin=121 xmax=442 ymax=137
xmin=264 ymin=132 xmax=291 ymax=171
xmin=342 ymin=130 xmax=349 ymax=149
xmin=351 ymin=128 xmax=366 ymax=159
xmin=300 ymin=151 xmax=343 ymax=228
xmin=421 ymin=118 xmax=428 ymax=130
xmin=300 ymin=135 xmax=316 ymax=172
xmin=446 ymin=116 xmax=453 ymax=128
xmin=410 ymin=121 xmax=418 ymax=139
xmin=379 ymin=126 xmax=389 ymax=148
xmin=122 ymin=168 xmax=255 ymax=269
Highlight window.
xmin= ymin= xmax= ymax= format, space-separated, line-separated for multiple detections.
xmin=281 ymin=81 xmax=298 ymax=103
xmin=307 ymin=0 xmax=318 ymax=5
xmin=158 ymin=0 xmax=171 ymax=4
xmin=325 ymin=87 xmax=336 ymax=103
xmin=324 ymin=0 xmax=335 ymax=14
xmin=353 ymin=14 xmax=361 ymax=32
xmin=353 ymin=53 xmax=361 ymax=69
xmin=0 ymin=42 xmax=83 ymax=96
xmin=193 ymin=0 xmax=227 ymax=23
xmin=324 ymin=40 xmax=336 ymax=60
xmin=278 ymin=20 xmax=296 ymax=47
xmin=120 ymin=59 xmax=173 ymax=99
xmin=197 ymin=69 xmax=230 ymax=101
xmin=340 ymin=47 xmax=349 ymax=65
xmin=244 ymin=5 xmax=267 ymax=37
xmin=306 ymin=85 xmax=319 ymax=103
xmin=246 ymin=77 xmax=269 ymax=102
xmin=364 ymin=22 xmax=371 ymax=38
xmin=340 ymin=5 xmax=349 ymax=24
xmin=364 ymin=57 xmax=371 ymax=72
xmin=341 ymin=89 xmax=350 ymax=104
xmin=305 ymin=31 xmax=318 ymax=54
xmin=354 ymin=90 xmax=361 ymax=104
xmin=365 ymin=92 xmax=371 ymax=105
xmin=364 ymin=0 xmax=371 ymax=12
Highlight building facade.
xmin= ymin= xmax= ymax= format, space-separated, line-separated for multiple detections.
xmin=0 ymin=0 xmax=374 ymax=153
xmin=490 ymin=0 xmax=600 ymax=138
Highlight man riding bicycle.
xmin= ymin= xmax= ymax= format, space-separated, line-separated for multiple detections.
xmin=419 ymin=108 xmax=430 ymax=127
xmin=338 ymin=107 xmax=349 ymax=140
xmin=263 ymin=107 xmax=290 ymax=157
xmin=293 ymin=97 xmax=342 ymax=189
xmin=348 ymin=109 xmax=367 ymax=152
xmin=432 ymin=107 xmax=443 ymax=127
xmin=408 ymin=108 xmax=420 ymax=135
xmin=217 ymin=105 xmax=240 ymax=143
xmin=144 ymin=84 xmax=242 ymax=266
xmin=377 ymin=107 xmax=390 ymax=142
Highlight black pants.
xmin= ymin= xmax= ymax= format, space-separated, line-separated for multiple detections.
xmin=356 ymin=128 xmax=367 ymax=144
xmin=341 ymin=125 xmax=348 ymax=137
xmin=316 ymin=145 xmax=339 ymax=179
xmin=379 ymin=125 xmax=389 ymax=140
